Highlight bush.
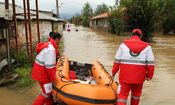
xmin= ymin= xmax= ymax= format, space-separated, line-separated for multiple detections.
xmin=11 ymin=50 xmax=32 ymax=68
xmin=14 ymin=67 xmax=35 ymax=87
xmin=161 ymin=0 xmax=175 ymax=35
xmin=108 ymin=6 xmax=126 ymax=35
xmin=162 ymin=11 xmax=175 ymax=34
xmin=10 ymin=48 xmax=36 ymax=87
xmin=119 ymin=0 xmax=166 ymax=42
xmin=82 ymin=18 xmax=90 ymax=27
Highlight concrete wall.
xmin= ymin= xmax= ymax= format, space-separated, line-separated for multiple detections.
xmin=0 ymin=20 xmax=63 ymax=52
xmin=53 ymin=22 xmax=63 ymax=35
xmin=0 ymin=39 xmax=6 ymax=53
xmin=0 ymin=19 xmax=7 ymax=53
xmin=90 ymin=18 xmax=108 ymax=32
xmin=9 ymin=20 xmax=52 ymax=49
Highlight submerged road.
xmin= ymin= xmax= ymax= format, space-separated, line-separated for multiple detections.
xmin=63 ymin=25 xmax=175 ymax=105
xmin=0 ymin=25 xmax=175 ymax=105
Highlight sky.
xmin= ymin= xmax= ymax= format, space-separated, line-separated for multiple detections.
xmin=1 ymin=0 xmax=116 ymax=19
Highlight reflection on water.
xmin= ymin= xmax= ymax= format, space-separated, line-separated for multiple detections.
xmin=0 ymin=26 xmax=175 ymax=105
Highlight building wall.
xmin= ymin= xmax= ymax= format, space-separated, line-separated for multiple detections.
xmin=90 ymin=20 xmax=92 ymax=28
xmin=0 ymin=19 xmax=7 ymax=53
xmin=98 ymin=19 xmax=108 ymax=27
xmin=90 ymin=18 xmax=108 ymax=32
xmin=39 ymin=21 xmax=53 ymax=41
xmin=9 ymin=20 xmax=52 ymax=49
xmin=0 ymin=20 xmax=63 ymax=52
xmin=0 ymin=39 xmax=6 ymax=53
xmin=53 ymin=22 xmax=63 ymax=35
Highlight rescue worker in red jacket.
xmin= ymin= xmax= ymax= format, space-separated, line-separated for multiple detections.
xmin=112 ymin=29 xmax=155 ymax=105
xmin=31 ymin=32 xmax=62 ymax=105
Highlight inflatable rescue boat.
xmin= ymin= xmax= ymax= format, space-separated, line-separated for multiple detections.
xmin=53 ymin=56 xmax=118 ymax=105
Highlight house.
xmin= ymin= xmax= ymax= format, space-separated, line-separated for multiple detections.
xmin=0 ymin=2 xmax=64 ymax=53
xmin=90 ymin=13 xmax=109 ymax=32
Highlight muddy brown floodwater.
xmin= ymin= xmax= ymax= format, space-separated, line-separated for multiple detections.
xmin=0 ymin=26 xmax=175 ymax=105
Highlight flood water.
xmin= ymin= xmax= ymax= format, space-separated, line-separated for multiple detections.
xmin=0 ymin=25 xmax=175 ymax=105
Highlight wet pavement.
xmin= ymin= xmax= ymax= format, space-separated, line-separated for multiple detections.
xmin=0 ymin=25 xmax=175 ymax=105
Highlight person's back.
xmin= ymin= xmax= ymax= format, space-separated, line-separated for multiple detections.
xmin=112 ymin=29 xmax=155 ymax=105
xmin=31 ymin=42 xmax=56 ymax=83
xmin=31 ymin=32 xmax=62 ymax=105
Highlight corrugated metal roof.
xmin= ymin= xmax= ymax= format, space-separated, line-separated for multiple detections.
xmin=91 ymin=13 xmax=108 ymax=20
xmin=0 ymin=2 xmax=63 ymax=22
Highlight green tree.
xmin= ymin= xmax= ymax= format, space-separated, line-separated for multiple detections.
xmin=120 ymin=0 xmax=166 ymax=42
xmin=108 ymin=1 xmax=127 ymax=35
xmin=82 ymin=2 xmax=93 ymax=27
xmin=69 ymin=16 xmax=74 ymax=23
xmin=74 ymin=14 xmax=82 ymax=25
xmin=161 ymin=0 xmax=175 ymax=34
xmin=108 ymin=6 xmax=125 ymax=35
xmin=70 ymin=14 xmax=82 ymax=25
xmin=94 ymin=3 xmax=109 ymax=15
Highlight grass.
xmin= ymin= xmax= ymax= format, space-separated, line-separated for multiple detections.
xmin=14 ymin=67 xmax=35 ymax=87
xmin=0 ymin=40 xmax=64 ymax=88
xmin=59 ymin=40 xmax=64 ymax=53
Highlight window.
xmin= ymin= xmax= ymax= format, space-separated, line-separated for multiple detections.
xmin=96 ymin=20 xmax=98 ymax=26
xmin=0 ymin=28 xmax=4 ymax=39
xmin=0 ymin=28 xmax=7 ymax=39
xmin=0 ymin=20 xmax=6 ymax=39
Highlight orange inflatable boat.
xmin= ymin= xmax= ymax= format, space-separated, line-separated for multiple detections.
xmin=53 ymin=56 xmax=118 ymax=105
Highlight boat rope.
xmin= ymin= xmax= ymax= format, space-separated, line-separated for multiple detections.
xmin=55 ymin=69 xmax=78 ymax=99
xmin=97 ymin=62 xmax=114 ymax=86
xmin=97 ymin=62 xmax=118 ymax=105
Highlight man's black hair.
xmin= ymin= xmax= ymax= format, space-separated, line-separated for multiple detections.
xmin=49 ymin=32 xmax=55 ymax=37
xmin=51 ymin=32 xmax=62 ymax=40
xmin=132 ymin=32 xmax=141 ymax=37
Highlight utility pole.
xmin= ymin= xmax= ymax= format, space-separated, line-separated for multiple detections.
xmin=56 ymin=0 xmax=59 ymax=18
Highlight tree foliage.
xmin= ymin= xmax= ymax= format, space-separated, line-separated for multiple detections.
xmin=118 ymin=0 xmax=166 ymax=42
xmin=161 ymin=0 xmax=175 ymax=34
xmin=108 ymin=6 xmax=125 ymax=35
xmin=94 ymin=3 xmax=109 ymax=15
xmin=82 ymin=2 xmax=93 ymax=27
xmin=70 ymin=14 xmax=82 ymax=25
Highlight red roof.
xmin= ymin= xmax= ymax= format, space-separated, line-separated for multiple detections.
xmin=91 ymin=13 xmax=108 ymax=20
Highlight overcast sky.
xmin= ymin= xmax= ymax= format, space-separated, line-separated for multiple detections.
xmin=2 ymin=0 xmax=116 ymax=18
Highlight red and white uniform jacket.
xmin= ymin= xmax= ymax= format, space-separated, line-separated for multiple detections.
xmin=112 ymin=36 xmax=155 ymax=83
xmin=31 ymin=38 xmax=59 ymax=83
